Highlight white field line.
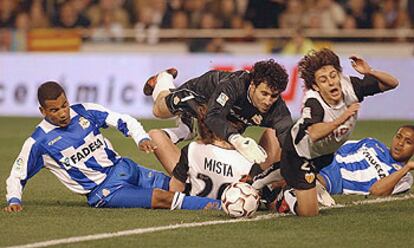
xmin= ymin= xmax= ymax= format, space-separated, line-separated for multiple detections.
xmin=5 ymin=193 xmax=414 ymax=248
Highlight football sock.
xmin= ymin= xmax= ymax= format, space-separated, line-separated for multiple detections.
xmin=252 ymin=164 xmax=283 ymax=190
xmin=162 ymin=118 xmax=192 ymax=144
xmin=283 ymin=189 xmax=298 ymax=215
xmin=152 ymin=71 xmax=175 ymax=101
xmin=181 ymin=195 xmax=221 ymax=210
xmin=171 ymin=192 xmax=221 ymax=210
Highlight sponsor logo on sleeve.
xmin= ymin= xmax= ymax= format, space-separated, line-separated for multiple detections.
xmin=302 ymin=107 xmax=311 ymax=119
xmin=13 ymin=158 xmax=24 ymax=172
xmin=216 ymin=92 xmax=229 ymax=107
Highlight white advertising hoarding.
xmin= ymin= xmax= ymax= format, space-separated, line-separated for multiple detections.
xmin=0 ymin=53 xmax=412 ymax=120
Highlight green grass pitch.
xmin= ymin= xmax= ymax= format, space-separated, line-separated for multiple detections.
xmin=1 ymin=118 xmax=413 ymax=248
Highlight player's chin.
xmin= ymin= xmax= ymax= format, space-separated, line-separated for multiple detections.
xmin=58 ymin=119 xmax=70 ymax=128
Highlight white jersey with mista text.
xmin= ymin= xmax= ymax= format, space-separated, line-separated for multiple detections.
xmin=185 ymin=142 xmax=253 ymax=200
xmin=292 ymin=75 xmax=359 ymax=159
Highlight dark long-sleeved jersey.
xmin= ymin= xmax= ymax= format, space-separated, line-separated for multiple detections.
xmin=175 ymin=70 xmax=293 ymax=145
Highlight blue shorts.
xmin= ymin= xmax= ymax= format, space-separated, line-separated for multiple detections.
xmin=319 ymin=162 xmax=343 ymax=195
xmin=87 ymin=158 xmax=170 ymax=208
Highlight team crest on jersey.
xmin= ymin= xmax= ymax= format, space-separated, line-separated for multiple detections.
xmin=391 ymin=163 xmax=402 ymax=170
xmin=251 ymin=114 xmax=263 ymax=125
xmin=79 ymin=117 xmax=90 ymax=129
xmin=216 ymin=92 xmax=229 ymax=107
xmin=305 ymin=172 xmax=315 ymax=184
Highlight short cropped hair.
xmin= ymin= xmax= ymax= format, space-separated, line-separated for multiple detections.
xmin=37 ymin=81 xmax=66 ymax=107
xmin=298 ymin=48 xmax=342 ymax=90
xmin=250 ymin=59 xmax=289 ymax=93
xmin=399 ymin=125 xmax=414 ymax=133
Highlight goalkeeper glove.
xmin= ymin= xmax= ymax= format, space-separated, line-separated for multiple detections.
xmin=229 ymin=134 xmax=267 ymax=163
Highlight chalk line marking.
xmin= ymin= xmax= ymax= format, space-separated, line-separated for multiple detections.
xmin=5 ymin=193 xmax=414 ymax=248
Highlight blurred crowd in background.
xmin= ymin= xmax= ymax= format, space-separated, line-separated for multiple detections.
xmin=0 ymin=0 xmax=413 ymax=52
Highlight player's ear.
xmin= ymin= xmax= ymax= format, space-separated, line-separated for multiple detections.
xmin=39 ymin=106 xmax=46 ymax=117
xmin=311 ymin=83 xmax=319 ymax=92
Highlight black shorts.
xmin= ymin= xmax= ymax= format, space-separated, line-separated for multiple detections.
xmin=280 ymin=132 xmax=334 ymax=190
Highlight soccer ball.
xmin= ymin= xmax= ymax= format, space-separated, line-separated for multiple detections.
xmin=221 ymin=182 xmax=260 ymax=218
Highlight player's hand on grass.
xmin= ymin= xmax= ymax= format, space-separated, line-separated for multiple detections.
xmin=350 ymin=55 xmax=372 ymax=75
xmin=229 ymin=134 xmax=267 ymax=164
xmin=4 ymin=204 xmax=23 ymax=213
xmin=139 ymin=139 xmax=158 ymax=153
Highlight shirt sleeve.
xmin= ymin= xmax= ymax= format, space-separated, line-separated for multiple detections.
xmin=294 ymin=98 xmax=324 ymax=144
xmin=6 ymin=137 xmax=45 ymax=205
xmin=391 ymin=172 xmax=413 ymax=195
xmin=81 ymin=103 xmax=150 ymax=146
xmin=270 ymin=102 xmax=293 ymax=146
xmin=350 ymin=75 xmax=382 ymax=102
xmin=172 ymin=145 xmax=190 ymax=183
xmin=204 ymin=77 xmax=243 ymax=140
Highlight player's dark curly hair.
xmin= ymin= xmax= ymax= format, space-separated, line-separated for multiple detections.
xmin=298 ymin=48 xmax=342 ymax=90
xmin=250 ymin=59 xmax=289 ymax=92
xmin=38 ymin=81 xmax=66 ymax=107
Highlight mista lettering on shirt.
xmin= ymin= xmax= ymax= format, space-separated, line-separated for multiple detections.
xmin=204 ymin=158 xmax=234 ymax=177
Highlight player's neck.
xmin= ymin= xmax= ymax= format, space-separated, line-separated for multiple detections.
xmin=212 ymin=140 xmax=234 ymax=150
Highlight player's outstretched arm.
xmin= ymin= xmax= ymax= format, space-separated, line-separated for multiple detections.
xmin=307 ymin=103 xmax=360 ymax=142
xmin=349 ymin=55 xmax=399 ymax=92
xmin=369 ymin=162 xmax=414 ymax=196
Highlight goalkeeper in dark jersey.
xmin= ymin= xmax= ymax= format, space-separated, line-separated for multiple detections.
xmin=143 ymin=59 xmax=293 ymax=169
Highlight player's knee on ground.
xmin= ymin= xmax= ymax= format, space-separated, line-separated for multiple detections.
xmin=296 ymin=188 xmax=319 ymax=217
xmin=151 ymin=188 xmax=174 ymax=209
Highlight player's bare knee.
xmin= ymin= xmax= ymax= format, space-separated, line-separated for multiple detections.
xmin=148 ymin=129 xmax=163 ymax=139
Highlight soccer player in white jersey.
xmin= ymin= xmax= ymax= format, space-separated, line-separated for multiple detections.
xmin=4 ymin=82 xmax=222 ymax=213
xmin=318 ymin=125 xmax=414 ymax=196
xmin=274 ymin=48 xmax=399 ymax=216
xmin=148 ymin=106 xmax=260 ymax=200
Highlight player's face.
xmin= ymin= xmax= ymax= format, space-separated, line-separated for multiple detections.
xmin=40 ymin=93 xmax=71 ymax=128
xmin=249 ymin=82 xmax=280 ymax=113
xmin=391 ymin=128 xmax=414 ymax=162
xmin=313 ymin=65 xmax=343 ymax=105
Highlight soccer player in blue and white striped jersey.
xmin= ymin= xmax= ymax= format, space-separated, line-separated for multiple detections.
xmin=318 ymin=125 xmax=414 ymax=196
xmin=4 ymin=81 xmax=221 ymax=213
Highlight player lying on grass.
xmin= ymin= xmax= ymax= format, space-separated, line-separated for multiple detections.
xmin=260 ymin=49 xmax=399 ymax=217
xmin=252 ymin=125 xmax=414 ymax=210
xmin=4 ymin=82 xmax=221 ymax=213
xmin=318 ymin=125 xmax=414 ymax=196
xmin=148 ymin=105 xmax=262 ymax=200
xmin=143 ymin=59 xmax=293 ymax=168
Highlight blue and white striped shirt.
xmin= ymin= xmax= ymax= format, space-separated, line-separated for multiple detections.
xmin=320 ymin=138 xmax=413 ymax=195
xmin=6 ymin=103 xmax=149 ymax=205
